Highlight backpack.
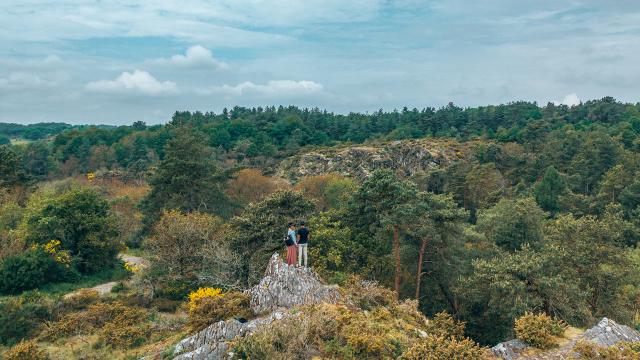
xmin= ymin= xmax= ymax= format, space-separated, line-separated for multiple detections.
xmin=284 ymin=232 xmax=295 ymax=247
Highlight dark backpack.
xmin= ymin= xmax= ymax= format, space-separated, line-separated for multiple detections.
xmin=284 ymin=232 xmax=295 ymax=247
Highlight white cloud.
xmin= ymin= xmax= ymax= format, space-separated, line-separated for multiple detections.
xmin=197 ymin=80 xmax=324 ymax=97
xmin=86 ymin=70 xmax=178 ymax=96
xmin=556 ymin=93 xmax=581 ymax=106
xmin=0 ymin=72 xmax=54 ymax=90
xmin=151 ymin=45 xmax=229 ymax=69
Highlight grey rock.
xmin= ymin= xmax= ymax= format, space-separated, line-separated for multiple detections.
xmin=170 ymin=253 xmax=339 ymax=360
xmin=490 ymin=339 xmax=529 ymax=360
xmin=249 ymin=253 xmax=340 ymax=315
xmin=580 ymin=317 xmax=640 ymax=347
xmin=491 ymin=317 xmax=640 ymax=360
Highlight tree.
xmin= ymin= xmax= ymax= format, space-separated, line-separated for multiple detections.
xmin=19 ymin=186 xmax=120 ymax=273
xmin=0 ymin=145 xmax=27 ymax=189
xmin=476 ymin=197 xmax=546 ymax=251
xmin=409 ymin=192 xmax=467 ymax=300
xmin=569 ymin=132 xmax=620 ymax=195
xmin=228 ymin=190 xmax=315 ymax=286
xmin=348 ymin=169 xmax=418 ymax=298
xmin=533 ymin=166 xmax=565 ymax=213
xmin=463 ymin=163 xmax=505 ymax=221
xmin=147 ymin=210 xmax=223 ymax=278
xmin=140 ymin=126 xmax=232 ymax=226
xmin=226 ymin=169 xmax=287 ymax=206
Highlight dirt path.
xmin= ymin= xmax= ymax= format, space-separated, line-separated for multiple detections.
xmin=63 ymin=253 xmax=149 ymax=299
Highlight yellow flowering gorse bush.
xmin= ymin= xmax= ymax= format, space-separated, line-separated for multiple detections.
xmin=31 ymin=239 xmax=72 ymax=267
xmin=188 ymin=287 xmax=223 ymax=312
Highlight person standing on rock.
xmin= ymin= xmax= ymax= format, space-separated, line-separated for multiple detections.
xmin=297 ymin=221 xmax=310 ymax=267
xmin=285 ymin=222 xmax=298 ymax=266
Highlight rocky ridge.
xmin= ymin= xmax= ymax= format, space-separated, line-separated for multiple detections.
xmin=275 ymin=138 xmax=472 ymax=180
xmin=171 ymin=253 xmax=340 ymax=360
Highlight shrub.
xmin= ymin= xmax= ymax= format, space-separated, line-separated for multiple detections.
xmin=233 ymin=302 xmax=432 ymax=359
xmin=18 ymin=186 xmax=121 ymax=274
xmin=342 ymin=278 xmax=397 ymax=311
xmin=514 ymin=312 xmax=567 ymax=349
xmin=424 ymin=312 xmax=466 ymax=340
xmin=572 ymin=340 xmax=640 ymax=359
xmin=44 ymin=301 xmax=149 ymax=340
xmin=187 ymin=288 xmax=252 ymax=331
xmin=3 ymin=340 xmax=49 ymax=360
xmin=61 ymin=289 xmax=101 ymax=311
xmin=399 ymin=335 xmax=487 ymax=360
xmin=101 ymin=322 xmax=150 ymax=348
xmin=0 ymin=246 xmax=72 ymax=294
xmin=0 ymin=295 xmax=54 ymax=345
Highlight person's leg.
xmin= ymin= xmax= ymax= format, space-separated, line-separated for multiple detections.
xmin=298 ymin=244 xmax=303 ymax=266
xmin=303 ymin=244 xmax=308 ymax=267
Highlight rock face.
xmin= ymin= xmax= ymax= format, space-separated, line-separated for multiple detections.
xmin=249 ymin=253 xmax=340 ymax=314
xmin=581 ymin=317 xmax=640 ymax=347
xmin=171 ymin=253 xmax=340 ymax=360
xmin=491 ymin=317 xmax=640 ymax=360
xmin=275 ymin=139 xmax=468 ymax=180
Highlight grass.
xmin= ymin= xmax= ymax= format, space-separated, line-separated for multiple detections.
xmin=39 ymin=264 xmax=129 ymax=297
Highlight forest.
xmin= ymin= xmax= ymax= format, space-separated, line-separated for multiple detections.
xmin=1 ymin=96 xmax=640 ymax=358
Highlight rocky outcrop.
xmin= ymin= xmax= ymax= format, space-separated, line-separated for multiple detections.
xmin=250 ymin=253 xmax=340 ymax=314
xmin=580 ymin=317 xmax=640 ymax=347
xmin=275 ymin=139 xmax=469 ymax=180
xmin=171 ymin=253 xmax=340 ymax=360
xmin=491 ymin=317 xmax=640 ymax=360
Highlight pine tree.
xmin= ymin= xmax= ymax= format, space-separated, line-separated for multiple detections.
xmin=140 ymin=126 xmax=231 ymax=227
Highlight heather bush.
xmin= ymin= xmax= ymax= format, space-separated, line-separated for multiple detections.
xmin=514 ymin=312 xmax=567 ymax=349
xmin=3 ymin=340 xmax=49 ymax=360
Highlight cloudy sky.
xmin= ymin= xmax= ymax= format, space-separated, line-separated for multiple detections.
xmin=1 ymin=1 xmax=639 ymax=125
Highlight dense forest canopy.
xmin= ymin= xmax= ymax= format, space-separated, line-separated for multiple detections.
xmin=1 ymin=96 xmax=640 ymax=357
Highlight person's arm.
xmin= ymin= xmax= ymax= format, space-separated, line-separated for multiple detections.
xmin=297 ymin=233 xmax=301 ymax=244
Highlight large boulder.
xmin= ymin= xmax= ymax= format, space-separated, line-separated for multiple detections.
xmin=249 ymin=253 xmax=340 ymax=315
xmin=171 ymin=253 xmax=340 ymax=360
xmin=580 ymin=317 xmax=640 ymax=347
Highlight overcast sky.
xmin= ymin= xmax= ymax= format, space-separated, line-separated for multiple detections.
xmin=1 ymin=1 xmax=639 ymax=125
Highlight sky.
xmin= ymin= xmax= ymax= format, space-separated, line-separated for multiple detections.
xmin=1 ymin=1 xmax=640 ymax=125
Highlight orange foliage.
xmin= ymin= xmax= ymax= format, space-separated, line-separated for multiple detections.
xmin=227 ymin=169 xmax=289 ymax=205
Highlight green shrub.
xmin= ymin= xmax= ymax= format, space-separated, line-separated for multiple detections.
xmin=0 ymin=295 xmax=54 ymax=346
xmin=514 ymin=312 xmax=567 ymax=349
xmin=19 ymin=186 xmax=121 ymax=274
xmin=0 ymin=247 xmax=72 ymax=294
xmin=188 ymin=291 xmax=252 ymax=331
xmin=3 ymin=340 xmax=49 ymax=360
xmin=399 ymin=335 xmax=487 ymax=360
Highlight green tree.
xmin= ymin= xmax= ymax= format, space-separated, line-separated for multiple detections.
xmin=533 ymin=166 xmax=566 ymax=213
xmin=19 ymin=186 xmax=120 ymax=273
xmin=476 ymin=197 xmax=546 ymax=251
xmin=228 ymin=190 xmax=315 ymax=285
xmin=0 ymin=145 xmax=27 ymax=189
xmin=348 ymin=169 xmax=418 ymax=297
xmin=140 ymin=126 xmax=231 ymax=226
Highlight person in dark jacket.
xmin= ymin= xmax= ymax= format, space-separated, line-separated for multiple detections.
xmin=297 ymin=221 xmax=310 ymax=267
